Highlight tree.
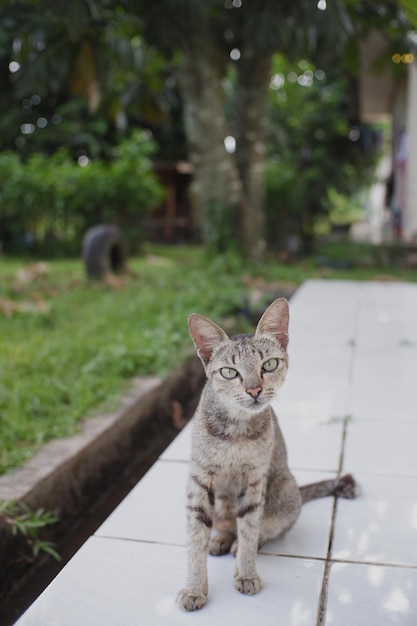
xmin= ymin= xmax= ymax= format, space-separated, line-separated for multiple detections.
xmin=138 ymin=0 xmax=413 ymax=258
xmin=137 ymin=1 xmax=340 ymax=256
xmin=1 ymin=0 xmax=414 ymax=257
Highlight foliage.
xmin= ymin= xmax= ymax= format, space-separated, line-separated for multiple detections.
xmin=139 ymin=0 xmax=413 ymax=256
xmin=0 ymin=130 xmax=164 ymax=255
xmin=0 ymin=1 xmax=186 ymax=161
xmin=265 ymin=54 xmax=382 ymax=252
xmin=398 ymin=0 xmax=417 ymax=27
xmin=0 ymin=499 xmax=60 ymax=561
xmin=0 ymin=0 xmax=414 ymax=257
xmin=139 ymin=0 xmax=352 ymax=62
xmin=322 ymin=188 xmax=365 ymax=227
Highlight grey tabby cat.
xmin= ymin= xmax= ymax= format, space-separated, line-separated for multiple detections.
xmin=177 ymin=298 xmax=356 ymax=611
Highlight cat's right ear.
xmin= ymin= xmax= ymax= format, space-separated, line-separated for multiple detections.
xmin=255 ymin=297 xmax=289 ymax=349
xmin=188 ymin=314 xmax=229 ymax=367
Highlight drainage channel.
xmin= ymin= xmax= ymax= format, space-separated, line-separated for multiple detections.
xmin=0 ymin=428 xmax=176 ymax=626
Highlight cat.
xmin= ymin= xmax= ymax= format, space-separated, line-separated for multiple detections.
xmin=177 ymin=297 xmax=357 ymax=611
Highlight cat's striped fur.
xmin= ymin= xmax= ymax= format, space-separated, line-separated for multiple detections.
xmin=177 ymin=298 xmax=356 ymax=611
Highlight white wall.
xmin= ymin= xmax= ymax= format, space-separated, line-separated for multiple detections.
xmin=404 ymin=62 xmax=417 ymax=242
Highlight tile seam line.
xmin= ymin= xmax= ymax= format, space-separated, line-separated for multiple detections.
xmin=315 ymin=399 xmax=353 ymax=623
xmin=329 ymin=557 xmax=417 ymax=570
xmin=91 ymin=536 xmax=417 ymax=572
xmin=262 ymin=555 xmax=417 ymax=570
xmin=315 ymin=287 xmax=360 ymax=626
xmin=92 ymin=535 xmax=187 ymax=548
xmin=315 ymin=417 xmax=354 ymax=625
xmin=315 ymin=497 xmax=338 ymax=625
xmin=97 ymin=537 xmax=415 ymax=571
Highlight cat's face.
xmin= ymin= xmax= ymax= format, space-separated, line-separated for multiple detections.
xmin=206 ymin=333 xmax=288 ymax=413
xmin=188 ymin=298 xmax=290 ymax=415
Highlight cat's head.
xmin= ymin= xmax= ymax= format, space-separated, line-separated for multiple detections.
xmin=188 ymin=298 xmax=289 ymax=414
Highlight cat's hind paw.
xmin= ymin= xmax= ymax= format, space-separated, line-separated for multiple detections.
xmin=177 ymin=589 xmax=207 ymax=611
xmin=234 ymin=575 xmax=261 ymax=595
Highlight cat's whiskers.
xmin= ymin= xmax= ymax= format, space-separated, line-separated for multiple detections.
xmin=271 ymin=391 xmax=296 ymax=414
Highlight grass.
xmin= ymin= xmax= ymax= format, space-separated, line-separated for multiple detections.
xmin=1 ymin=242 xmax=417 ymax=475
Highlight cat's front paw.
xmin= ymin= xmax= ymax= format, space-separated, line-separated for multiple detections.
xmin=230 ymin=539 xmax=239 ymax=556
xmin=209 ymin=534 xmax=234 ymax=556
xmin=177 ymin=589 xmax=207 ymax=611
xmin=234 ymin=575 xmax=261 ymax=595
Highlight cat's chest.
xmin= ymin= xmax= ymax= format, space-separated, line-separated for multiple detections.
xmin=194 ymin=430 xmax=274 ymax=493
xmin=213 ymin=446 xmax=267 ymax=492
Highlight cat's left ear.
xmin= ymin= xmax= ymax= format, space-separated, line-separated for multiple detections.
xmin=188 ymin=314 xmax=229 ymax=367
xmin=255 ymin=298 xmax=289 ymax=349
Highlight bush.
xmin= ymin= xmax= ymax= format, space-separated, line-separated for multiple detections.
xmin=265 ymin=159 xmax=304 ymax=252
xmin=0 ymin=130 xmax=164 ymax=256
xmin=266 ymin=54 xmax=381 ymax=253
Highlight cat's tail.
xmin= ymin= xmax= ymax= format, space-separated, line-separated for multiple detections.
xmin=300 ymin=473 xmax=358 ymax=504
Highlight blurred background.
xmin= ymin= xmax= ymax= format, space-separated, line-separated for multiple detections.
xmin=0 ymin=0 xmax=416 ymax=261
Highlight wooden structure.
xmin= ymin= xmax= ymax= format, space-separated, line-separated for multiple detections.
xmin=148 ymin=162 xmax=194 ymax=243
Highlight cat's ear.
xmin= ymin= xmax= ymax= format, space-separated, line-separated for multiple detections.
xmin=255 ymin=298 xmax=289 ymax=349
xmin=188 ymin=314 xmax=229 ymax=366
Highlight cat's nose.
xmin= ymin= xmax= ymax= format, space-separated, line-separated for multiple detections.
xmin=246 ymin=386 xmax=262 ymax=398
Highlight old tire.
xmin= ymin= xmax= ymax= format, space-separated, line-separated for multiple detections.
xmin=82 ymin=224 xmax=127 ymax=279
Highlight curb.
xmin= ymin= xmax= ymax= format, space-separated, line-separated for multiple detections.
xmin=0 ymin=356 xmax=205 ymax=595
xmin=0 ymin=377 xmax=160 ymax=505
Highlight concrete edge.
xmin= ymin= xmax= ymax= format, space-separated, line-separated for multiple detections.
xmin=0 ymin=376 xmax=161 ymax=504
xmin=0 ymin=355 xmax=205 ymax=537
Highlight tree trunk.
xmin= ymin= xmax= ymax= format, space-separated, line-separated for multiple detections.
xmin=180 ymin=41 xmax=242 ymax=251
xmin=235 ymin=51 xmax=272 ymax=260
xmin=179 ymin=35 xmax=272 ymax=259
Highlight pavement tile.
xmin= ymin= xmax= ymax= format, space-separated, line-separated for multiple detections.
xmin=325 ymin=561 xmax=417 ymax=626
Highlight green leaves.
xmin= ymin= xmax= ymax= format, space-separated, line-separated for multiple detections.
xmin=265 ymin=53 xmax=382 ymax=251
xmin=399 ymin=0 xmax=417 ymax=27
xmin=0 ymin=500 xmax=61 ymax=562
xmin=0 ymin=130 xmax=163 ymax=255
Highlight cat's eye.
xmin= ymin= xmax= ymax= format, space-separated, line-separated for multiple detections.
xmin=262 ymin=358 xmax=279 ymax=372
xmin=220 ymin=367 xmax=239 ymax=379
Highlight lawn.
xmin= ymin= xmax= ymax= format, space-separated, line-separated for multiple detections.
xmin=1 ymin=243 xmax=416 ymax=475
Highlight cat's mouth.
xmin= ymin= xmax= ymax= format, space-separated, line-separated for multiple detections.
xmin=246 ymin=397 xmax=265 ymax=411
xmin=244 ymin=393 xmax=275 ymax=412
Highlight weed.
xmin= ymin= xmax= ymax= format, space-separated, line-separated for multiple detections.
xmin=0 ymin=500 xmax=60 ymax=562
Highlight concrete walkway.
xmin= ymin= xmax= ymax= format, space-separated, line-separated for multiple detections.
xmin=15 ymin=280 xmax=417 ymax=625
